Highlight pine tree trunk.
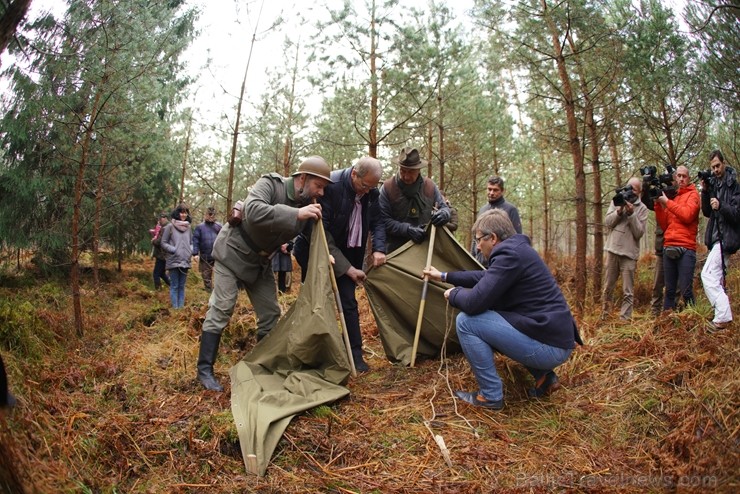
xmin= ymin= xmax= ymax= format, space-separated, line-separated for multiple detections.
xmin=541 ymin=155 xmax=550 ymax=262
xmin=72 ymin=87 xmax=103 ymax=337
xmin=0 ymin=0 xmax=32 ymax=54
xmin=228 ymin=19 xmax=259 ymax=213
xmin=543 ymin=0 xmax=587 ymax=315
xmin=608 ymin=124 xmax=621 ymax=186
xmin=591 ymin=134 xmax=603 ymax=305
xmin=93 ymin=145 xmax=108 ymax=286
xmin=368 ymin=0 xmax=379 ymax=158
xmin=282 ymin=41 xmax=301 ymax=176
xmin=437 ymin=86 xmax=445 ymax=191
xmin=566 ymin=29 xmax=604 ymax=305
xmin=180 ymin=116 xmax=191 ymax=206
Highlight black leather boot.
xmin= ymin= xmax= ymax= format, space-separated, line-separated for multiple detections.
xmin=352 ymin=347 xmax=369 ymax=373
xmin=197 ymin=332 xmax=223 ymax=391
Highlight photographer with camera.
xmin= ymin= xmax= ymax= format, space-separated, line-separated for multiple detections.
xmin=640 ymin=168 xmax=675 ymax=316
xmin=699 ymin=150 xmax=739 ymax=332
xmin=654 ymin=165 xmax=700 ymax=312
xmin=602 ymin=177 xmax=648 ymax=320
xmin=640 ymin=176 xmax=665 ymax=316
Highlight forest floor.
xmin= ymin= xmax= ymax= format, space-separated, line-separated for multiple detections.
xmin=0 ymin=252 xmax=738 ymax=494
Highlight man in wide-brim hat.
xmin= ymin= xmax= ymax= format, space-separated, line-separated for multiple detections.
xmin=394 ymin=146 xmax=427 ymax=169
xmin=379 ymin=146 xmax=451 ymax=252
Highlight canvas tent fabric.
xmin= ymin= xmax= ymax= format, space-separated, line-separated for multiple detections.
xmin=365 ymin=225 xmax=483 ymax=365
xmin=230 ymin=222 xmax=351 ymax=477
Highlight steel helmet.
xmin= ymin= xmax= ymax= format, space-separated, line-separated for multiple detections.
xmin=292 ymin=156 xmax=334 ymax=182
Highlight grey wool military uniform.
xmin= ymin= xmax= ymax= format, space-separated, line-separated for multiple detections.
xmin=196 ymin=156 xmax=334 ymax=392
xmin=204 ymin=173 xmax=312 ymax=339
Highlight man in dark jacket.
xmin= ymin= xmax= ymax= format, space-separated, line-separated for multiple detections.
xmin=378 ymin=147 xmax=450 ymax=253
xmin=471 ymin=176 xmax=522 ymax=266
xmin=424 ymin=209 xmax=582 ymax=410
xmin=192 ymin=207 xmax=222 ymax=292
xmin=294 ymin=157 xmax=387 ymax=372
xmin=700 ymin=150 xmax=740 ymax=332
xmin=151 ymin=213 xmax=171 ymax=290
xmin=641 ymin=179 xmax=668 ymax=316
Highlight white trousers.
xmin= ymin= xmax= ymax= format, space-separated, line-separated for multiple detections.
xmin=701 ymin=243 xmax=732 ymax=324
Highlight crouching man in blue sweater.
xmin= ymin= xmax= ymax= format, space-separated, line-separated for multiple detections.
xmin=423 ymin=209 xmax=583 ymax=409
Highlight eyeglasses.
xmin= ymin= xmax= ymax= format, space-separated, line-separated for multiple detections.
xmin=356 ymin=176 xmax=378 ymax=191
xmin=475 ymin=233 xmax=491 ymax=244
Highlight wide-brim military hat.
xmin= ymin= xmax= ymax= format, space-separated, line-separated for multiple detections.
xmin=394 ymin=147 xmax=427 ymax=170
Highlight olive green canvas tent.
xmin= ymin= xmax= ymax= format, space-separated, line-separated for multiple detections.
xmin=364 ymin=225 xmax=483 ymax=365
xmin=230 ymin=223 xmax=351 ymax=477
xmin=229 ymin=223 xmax=481 ymax=476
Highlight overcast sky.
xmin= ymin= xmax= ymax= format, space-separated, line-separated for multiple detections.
xmin=0 ymin=0 xmax=475 ymax=149
xmin=5 ymin=0 xmax=688 ymax=147
xmin=184 ymin=0 xmax=476 ymax=144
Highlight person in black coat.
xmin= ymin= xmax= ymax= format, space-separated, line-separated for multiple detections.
xmin=378 ymin=147 xmax=450 ymax=253
xmin=700 ymin=150 xmax=740 ymax=332
xmin=470 ymin=176 xmax=522 ymax=266
xmin=424 ymin=209 xmax=582 ymax=409
xmin=192 ymin=207 xmax=222 ymax=292
xmin=294 ymin=157 xmax=387 ymax=372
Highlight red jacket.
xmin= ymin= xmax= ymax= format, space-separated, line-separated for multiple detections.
xmin=655 ymin=184 xmax=700 ymax=250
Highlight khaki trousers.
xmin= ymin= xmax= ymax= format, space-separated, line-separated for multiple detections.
xmin=602 ymin=252 xmax=637 ymax=319
xmin=202 ymin=260 xmax=281 ymax=339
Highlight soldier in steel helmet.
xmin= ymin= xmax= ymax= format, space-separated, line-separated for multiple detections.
xmin=196 ymin=157 xmax=333 ymax=391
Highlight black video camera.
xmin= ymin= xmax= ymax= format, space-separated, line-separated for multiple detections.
xmin=639 ymin=165 xmax=657 ymax=177
xmin=697 ymin=169 xmax=715 ymax=195
xmin=612 ymin=184 xmax=636 ymax=207
xmin=642 ymin=164 xmax=677 ymax=199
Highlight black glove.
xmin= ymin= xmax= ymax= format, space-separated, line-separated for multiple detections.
xmin=407 ymin=225 xmax=425 ymax=244
xmin=430 ymin=208 xmax=451 ymax=227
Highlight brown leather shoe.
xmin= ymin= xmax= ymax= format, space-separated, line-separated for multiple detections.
xmin=528 ymin=371 xmax=561 ymax=398
xmin=454 ymin=390 xmax=505 ymax=410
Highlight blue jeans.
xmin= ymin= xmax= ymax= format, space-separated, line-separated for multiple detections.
xmin=456 ymin=311 xmax=573 ymax=401
xmin=662 ymin=248 xmax=696 ymax=310
xmin=169 ymin=267 xmax=189 ymax=308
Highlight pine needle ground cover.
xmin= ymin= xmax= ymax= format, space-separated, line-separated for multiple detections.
xmin=0 ymin=255 xmax=738 ymax=493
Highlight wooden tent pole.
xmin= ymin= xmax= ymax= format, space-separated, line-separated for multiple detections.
xmin=410 ymin=226 xmax=437 ymax=367
xmin=316 ymin=217 xmax=357 ymax=378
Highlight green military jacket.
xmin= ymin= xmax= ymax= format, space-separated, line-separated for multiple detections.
xmin=213 ymin=173 xmax=308 ymax=282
